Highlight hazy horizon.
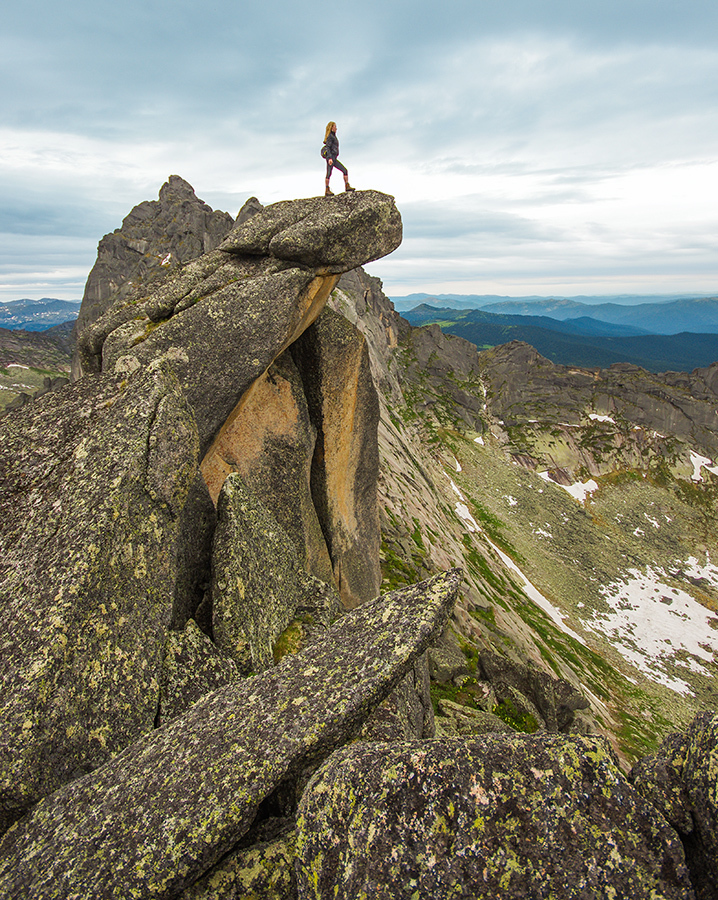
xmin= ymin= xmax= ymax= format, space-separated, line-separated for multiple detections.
xmin=3 ymin=1 xmax=718 ymax=302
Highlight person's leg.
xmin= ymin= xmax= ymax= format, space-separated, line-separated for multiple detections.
xmin=333 ymin=159 xmax=354 ymax=191
xmin=325 ymin=161 xmax=334 ymax=195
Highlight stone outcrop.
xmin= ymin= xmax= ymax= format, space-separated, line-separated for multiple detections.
xmin=0 ymin=186 xmax=403 ymax=834
xmin=630 ymin=711 xmax=718 ymax=900
xmin=0 ymin=360 xmax=199 ymax=830
xmin=478 ymin=340 xmax=718 ymax=462
xmin=72 ymin=175 xmax=234 ymax=377
xmin=296 ymin=736 xmax=694 ymax=900
xmin=0 ymin=571 xmax=460 ymax=900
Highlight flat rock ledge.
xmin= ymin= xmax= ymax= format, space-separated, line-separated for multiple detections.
xmin=296 ymin=736 xmax=694 ymax=900
xmin=0 ymin=570 xmax=460 ymax=900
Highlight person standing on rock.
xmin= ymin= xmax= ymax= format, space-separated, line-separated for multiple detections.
xmin=322 ymin=121 xmax=355 ymax=196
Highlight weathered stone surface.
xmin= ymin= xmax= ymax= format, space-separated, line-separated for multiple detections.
xmin=102 ymin=265 xmax=334 ymax=456
xmin=210 ymin=473 xmax=306 ymax=673
xmin=359 ymin=653 xmax=434 ymax=742
xmin=293 ymin=308 xmax=381 ymax=608
xmin=630 ymin=711 xmax=718 ymax=900
xmin=0 ymin=570 xmax=460 ymax=900
xmin=181 ymin=824 xmax=297 ymax=900
xmin=200 ymin=350 xmax=335 ymax=588
xmin=220 ymin=191 xmax=402 ymax=274
xmin=172 ymin=472 xmax=217 ymax=629
xmin=296 ymin=735 xmax=694 ymax=900
xmin=435 ymin=698 xmax=513 ymax=736
xmin=480 ymin=648 xmax=588 ymax=732
xmin=0 ymin=360 xmax=199 ymax=827
xmin=73 ymin=175 xmax=234 ymax=378
xmin=158 ymin=620 xmax=239 ymax=726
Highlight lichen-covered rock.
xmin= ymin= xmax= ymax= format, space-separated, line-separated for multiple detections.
xmin=480 ymin=648 xmax=588 ymax=732
xmin=0 ymin=360 xmax=199 ymax=828
xmin=0 ymin=570 xmax=460 ymax=900
xmin=158 ymin=620 xmax=239 ymax=725
xmin=102 ymin=264 xmax=332 ymax=456
xmin=293 ymin=307 xmax=381 ymax=607
xmin=435 ymin=698 xmax=513 ymax=736
xmin=180 ymin=821 xmax=297 ymax=900
xmin=359 ymin=653 xmax=434 ymax=742
xmin=210 ymin=473 xmax=306 ymax=673
xmin=630 ymin=711 xmax=718 ymax=900
xmin=220 ymin=191 xmax=402 ymax=274
xmin=296 ymin=735 xmax=694 ymax=900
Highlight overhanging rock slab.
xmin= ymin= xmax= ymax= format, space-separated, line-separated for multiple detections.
xmin=0 ymin=570 xmax=460 ymax=900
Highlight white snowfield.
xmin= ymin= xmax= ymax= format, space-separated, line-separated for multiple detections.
xmin=588 ymin=413 xmax=616 ymax=424
xmin=690 ymin=450 xmax=718 ymax=482
xmin=538 ymin=471 xmax=599 ymax=504
xmin=586 ymin=561 xmax=718 ymax=695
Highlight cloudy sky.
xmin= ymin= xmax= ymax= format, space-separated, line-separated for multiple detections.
xmin=3 ymin=0 xmax=718 ymax=302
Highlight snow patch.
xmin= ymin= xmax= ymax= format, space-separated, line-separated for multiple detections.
xmin=486 ymin=538 xmax=586 ymax=645
xmin=452 ymin=456 xmax=462 ymax=473
xmin=538 ymin=471 xmax=598 ymax=504
xmin=690 ymin=451 xmax=718 ymax=482
xmin=504 ymin=495 xmax=518 ymax=507
xmin=584 ymin=566 xmax=718 ymax=695
xmin=589 ymin=413 xmax=616 ymax=424
xmin=446 ymin=476 xmax=481 ymax=533
xmin=474 ymin=436 xmax=485 ymax=446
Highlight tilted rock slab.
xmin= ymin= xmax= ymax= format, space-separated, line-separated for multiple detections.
xmin=631 ymin=711 xmax=718 ymax=900
xmin=296 ymin=736 xmax=694 ymax=900
xmin=0 ymin=570 xmax=460 ymax=900
xmin=210 ymin=472 xmax=310 ymax=672
xmin=81 ymin=190 xmax=401 ymax=459
xmin=0 ymin=361 xmax=200 ymax=828
xmin=292 ymin=307 xmax=381 ymax=607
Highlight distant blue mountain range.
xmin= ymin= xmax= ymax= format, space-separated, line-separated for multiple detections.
xmin=0 ymin=298 xmax=81 ymax=331
xmin=402 ymin=303 xmax=718 ymax=373
xmin=392 ymin=293 xmax=718 ymax=336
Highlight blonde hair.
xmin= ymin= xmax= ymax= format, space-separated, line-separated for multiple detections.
xmin=324 ymin=121 xmax=336 ymax=142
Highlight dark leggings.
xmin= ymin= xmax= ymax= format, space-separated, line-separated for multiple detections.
xmin=326 ymin=158 xmax=348 ymax=178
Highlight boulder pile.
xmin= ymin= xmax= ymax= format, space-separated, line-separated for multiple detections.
xmin=1 ymin=181 xmax=715 ymax=899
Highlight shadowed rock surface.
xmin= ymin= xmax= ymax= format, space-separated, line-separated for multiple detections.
xmin=0 ymin=570 xmax=460 ymax=900
xmin=0 ymin=360 xmax=199 ymax=828
xmin=296 ymin=736 xmax=694 ymax=900
xmin=630 ymin=711 xmax=718 ymax=900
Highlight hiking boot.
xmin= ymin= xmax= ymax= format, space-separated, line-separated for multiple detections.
xmin=325 ymin=186 xmax=334 ymax=196
xmin=344 ymin=183 xmax=355 ymax=192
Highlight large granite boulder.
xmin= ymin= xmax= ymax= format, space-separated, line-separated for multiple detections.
xmin=293 ymin=307 xmax=381 ymax=607
xmin=0 ymin=360 xmax=199 ymax=828
xmin=78 ymin=190 xmax=401 ymax=463
xmin=73 ymin=175 xmax=234 ymax=377
xmin=296 ymin=735 xmax=694 ymax=900
xmin=219 ymin=190 xmax=402 ymax=273
xmin=200 ymin=349 xmax=336 ymax=588
xmin=0 ymin=570 xmax=460 ymax=900
xmin=630 ymin=711 xmax=718 ymax=900
xmin=210 ymin=473 xmax=308 ymax=673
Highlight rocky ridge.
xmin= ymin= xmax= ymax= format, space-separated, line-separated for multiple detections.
xmin=1 ymin=179 xmax=717 ymax=898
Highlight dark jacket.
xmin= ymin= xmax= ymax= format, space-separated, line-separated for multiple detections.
xmin=324 ymin=132 xmax=339 ymax=160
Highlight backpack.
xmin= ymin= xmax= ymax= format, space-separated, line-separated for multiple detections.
xmin=321 ymin=144 xmax=330 ymax=159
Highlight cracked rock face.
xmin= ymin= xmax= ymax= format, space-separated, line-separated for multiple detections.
xmin=0 ymin=361 xmax=200 ymax=827
xmin=0 ymin=571 xmax=460 ymax=900
xmin=296 ymin=735 xmax=694 ymax=900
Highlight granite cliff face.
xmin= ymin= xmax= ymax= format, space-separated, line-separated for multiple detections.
xmin=71 ymin=175 xmax=234 ymax=378
xmin=2 ymin=180 xmax=717 ymax=899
